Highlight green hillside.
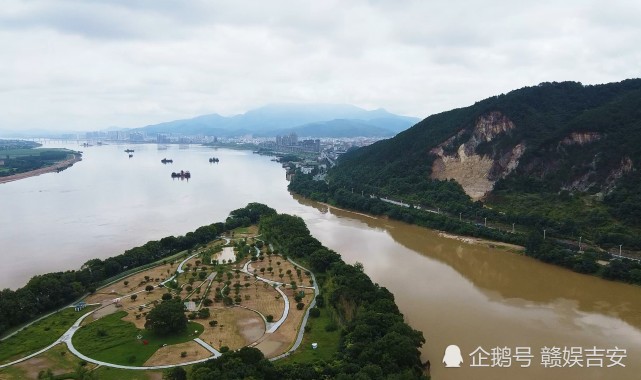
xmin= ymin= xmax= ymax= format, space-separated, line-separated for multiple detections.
xmin=293 ymin=80 xmax=641 ymax=254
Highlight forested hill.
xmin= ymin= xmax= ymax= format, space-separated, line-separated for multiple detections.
xmin=326 ymin=79 xmax=641 ymax=248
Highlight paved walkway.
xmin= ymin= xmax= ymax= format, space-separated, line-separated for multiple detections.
xmin=1 ymin=239 xmax=320 ymax=370
xmin=239 ymin=259 xmax=290 ymax=333
xmin=270 ymin=258 xmax=320 ymax=361
xmin=193 ymin=338 xmax=222 ymax=357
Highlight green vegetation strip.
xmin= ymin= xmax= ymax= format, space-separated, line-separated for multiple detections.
xmin=71 ymin=311 xmax=204 ymax=366
xmin=0 ymin=306 xmax=96 ymax=364
xmin=278 ymin=306 xmax=340 ymax=364
xmin=0 ymin=148 xmax=71 ymax=158
xmin=91 ymin=367 xmax=164 ymax=380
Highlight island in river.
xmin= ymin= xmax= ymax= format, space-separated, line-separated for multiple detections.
xmin=0 ymin=203 xmax=427 ymax=380
xmin=0 ymin=140 xmax=82 ymax=184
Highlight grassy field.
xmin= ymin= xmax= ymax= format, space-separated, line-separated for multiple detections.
xmin=91 ymin=367 xmax=164 ymax=380
xmin=0 ymin=148 xmax=71 ymax=158
xmin=277 ymin=306 xmax=341 ymax=365
xmin=0 ymin=344 xmax=97 ymax=380
xmin=0 ymin=306 xmax=96 ymax=364
xmin=72 ymin=311 xmax=204 ymax=366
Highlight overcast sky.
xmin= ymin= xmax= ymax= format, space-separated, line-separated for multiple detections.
xmin=1 ymin=0 xmax=640 ymax=132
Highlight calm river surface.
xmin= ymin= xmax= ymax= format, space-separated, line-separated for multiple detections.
xmin=1 ymin=142 xmax=640 ymax=379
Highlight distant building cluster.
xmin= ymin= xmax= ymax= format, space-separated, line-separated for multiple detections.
xmin=275 ymin=132 xmax=321 ymax=153
xmin=83 ymin=131 xmax=216 ymax=144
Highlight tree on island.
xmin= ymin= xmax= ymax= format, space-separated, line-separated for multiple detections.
xmin=145 ymin=299 xmax=187 ymax=336
xmin=163 ymin=367 xmax=186 ymax=380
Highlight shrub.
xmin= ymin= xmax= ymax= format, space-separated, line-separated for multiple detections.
xmin=220 ymin=346 xmax=230 ymax=353
xmin=325 ymin=321 xmax=338 ymax=332
xmin=266 ymin=315 xmax=274 ymax=322
xmin=181 ymin=351 xmax=187 ymax=358
xmin=309 ymin=307 xmax=320 ymax=318
xmin=296 ymin=302 xmax=304 ymax=310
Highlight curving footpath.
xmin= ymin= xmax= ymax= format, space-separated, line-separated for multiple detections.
xmin=1 ymin=240 xmax=320 ymax=370
xmin=240 ymin=260 xmax=291 ymax=333
xmin=269 ymin=258 xmax=320 ymax=361
xmin=61 ymin=308 xmax=220 ymax=370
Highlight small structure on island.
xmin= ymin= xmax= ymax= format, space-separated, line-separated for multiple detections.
xmin=184 ymin=301 xmax=196 ymax=311
xmin=311 ymin=343 xmax=318 ymax=350
xmin=161 ymin=158 xmax=173 ymax=164
xmin=74 ymin=301 xmax=86 ymax=312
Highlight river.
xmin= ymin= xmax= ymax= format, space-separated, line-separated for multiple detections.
xmin=1 ymin=142 xmax=640 ymax=379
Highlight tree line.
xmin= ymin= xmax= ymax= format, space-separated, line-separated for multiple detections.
xmin=290 ymin=171 xmax=641 ymax=287
xmin=187 ymin=211 xmax=427 ymax=379
xmin=0 ymin=203 xmax=276 ymax=337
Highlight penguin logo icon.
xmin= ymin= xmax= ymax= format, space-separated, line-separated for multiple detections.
xmin=443 ymin=345 xmax=463 ymax=368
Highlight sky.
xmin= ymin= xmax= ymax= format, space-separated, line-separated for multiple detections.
xmin=0 ymin=0 xmax=640 ymax=132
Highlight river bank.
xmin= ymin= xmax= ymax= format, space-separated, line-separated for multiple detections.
xmin=0 ymin=154 xmax=82 ymax=185
xmin=437 ymin=231 xmax=524 ymax=251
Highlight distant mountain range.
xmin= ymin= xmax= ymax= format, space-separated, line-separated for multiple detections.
xmin=133 ymin=104 xmax=419 ymax=138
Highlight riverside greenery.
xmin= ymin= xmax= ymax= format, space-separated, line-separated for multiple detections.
xmin=0 ymin=203 xmax=275 ymax=337
xmin=0 ymin=203 xmax=428 ymax=379
xmin=188 ymin=211 xmax=427 ymax=379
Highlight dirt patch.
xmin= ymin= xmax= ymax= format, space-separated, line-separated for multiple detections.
xmin=232 ymin=280 xmax=285 ymax=320
xmin=248 ymin=255 xmax=309 ymax=285
xmin=85 ymin=263 xmax=175 ymax=306
xmin=90 ymin=304 xmax=118 ymax=321
xmin=13 ymin=343 xmax=96 ymax=379
xmin=255 ymin=339 xmax=286 ymax=358
xmin=237 ymin=314 xmax=265 ymax=343
xmin=198 ymin=307 xmax=265 ymax=351
xmin=143 ymin=341 xmax=210 ymax=366
xmin=256 ymin=288 xmax=312 ymax=359
xmin=437 ymin=231 xmax=524 ymax=251
xmin=14 ymin=356 xmax=62 ymax=379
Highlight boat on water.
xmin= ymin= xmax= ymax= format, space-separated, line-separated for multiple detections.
xmin=124 ymin=149 xmax=134 ymax=153
xmin=209 ymin=157 xmax=220 ymax=163
xmin=161 ymin=158 xmax=173 ymax=164
xmin=128 ymin=154 xmax=133 ymax=158
xmin=171 ymin=170 xmax=191 ymax=179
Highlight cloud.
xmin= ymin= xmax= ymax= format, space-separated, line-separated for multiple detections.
xmin=0 ymin=0 xmax=639 ymax=132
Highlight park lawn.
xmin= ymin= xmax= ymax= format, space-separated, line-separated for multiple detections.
xmin=0 ymin=306 xmax=97 ymax=364
xmin=277 ymin=307 xmax=341 ymax=365
xmin=91 ymin=367 xmax=165 ymax=380
xmin=0 ymin=364 xmax=26 ymax=380
xmin=72 ymin=311 xmax=204 ymax=366
xmin=0 ymin=344 xmax=97 ymax=380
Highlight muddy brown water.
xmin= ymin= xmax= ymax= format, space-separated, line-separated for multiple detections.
xmin=1 ymin=143 xmax=640 ymax=379
xmin=294 ymin=197 xmax=641 ymax=380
